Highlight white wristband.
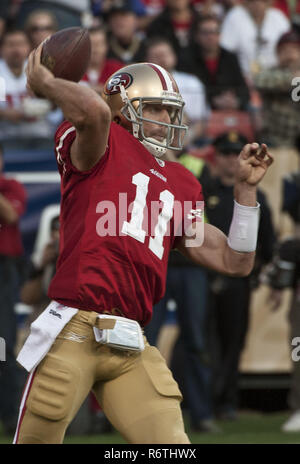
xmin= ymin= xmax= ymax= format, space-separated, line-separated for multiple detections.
xmin=227 ymin=200 xmax=260 ymax=252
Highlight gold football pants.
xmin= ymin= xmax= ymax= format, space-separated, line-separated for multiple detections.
xmin=14 ymin=310 xmax=190 ymax=444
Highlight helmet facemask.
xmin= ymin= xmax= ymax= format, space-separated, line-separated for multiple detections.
xmin=119 ymin=85 xmax=188 ymax=157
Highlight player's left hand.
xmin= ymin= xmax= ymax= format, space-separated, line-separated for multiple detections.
xmin=236 ymin=143 xmax=274 ymax=187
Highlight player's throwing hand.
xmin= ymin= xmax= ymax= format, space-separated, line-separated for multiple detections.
xmin=26 ymin=43 xmax=54 ymax=97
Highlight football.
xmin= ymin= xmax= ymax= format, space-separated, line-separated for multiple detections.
xmin=41 ymin=27 xmax=91 ymax=82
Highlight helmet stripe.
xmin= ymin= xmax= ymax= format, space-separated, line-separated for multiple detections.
xmin=147 ymin=63 xmax=176 ymax=92
xmin=147 ymin=63 xmax=167 ymax=90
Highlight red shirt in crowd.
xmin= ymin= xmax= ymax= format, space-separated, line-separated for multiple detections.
xmin=81 ymin=59 xmax=124 ymax=87
xmin=273 ymin=0 xmax=300 ymax=17
xmin=48 ymin=121 xmax=204 ymax=326
xmin=0 ymin=175 xmax=27 ymax=256
xmin=205 ymin=57 xmax=219 ymax=78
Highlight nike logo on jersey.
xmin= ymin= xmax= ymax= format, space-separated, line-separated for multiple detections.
xmin=155 ymin=158 xmax=165 ymax=167
xmin=149 ymin=168 xmax=167 ymax=183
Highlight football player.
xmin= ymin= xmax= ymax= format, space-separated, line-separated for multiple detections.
xmin=14 ymin=44 xmax=273 ymax=444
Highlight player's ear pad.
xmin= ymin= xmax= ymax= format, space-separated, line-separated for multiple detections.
xmin=27 ymin=354 xmax=80 ymax=421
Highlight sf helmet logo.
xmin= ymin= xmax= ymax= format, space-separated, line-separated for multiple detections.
xmin=106 ymin=73 xmax=133 ymax=95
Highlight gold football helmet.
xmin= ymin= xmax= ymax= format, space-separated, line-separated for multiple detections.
xmin=102 ymin=62 xmax=188 ymax=157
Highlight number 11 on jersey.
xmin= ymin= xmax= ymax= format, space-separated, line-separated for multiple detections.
xmin=121 ymin=172 xmax=175 ymax=260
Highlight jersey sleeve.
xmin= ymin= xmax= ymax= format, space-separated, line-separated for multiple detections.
xmin=54 ymin=120 xmax=110 ymax=179
xmin=54 ymin=121 xmax=77 ymax=177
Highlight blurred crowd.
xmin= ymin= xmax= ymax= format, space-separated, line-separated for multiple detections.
xmin=0 ymin=0 xmax=299 ymax=149
xmin=1 ymin=0 xmax=300 ymax=438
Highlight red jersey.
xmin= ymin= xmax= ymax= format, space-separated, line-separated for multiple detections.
xmin=0 ymin=175 xmax=26 ymax=256
xmin=48 ymin=121 xmax=204 ymax=326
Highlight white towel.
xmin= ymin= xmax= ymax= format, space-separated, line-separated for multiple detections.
xmin=17 ymin=301 xmax=78 ymax=372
